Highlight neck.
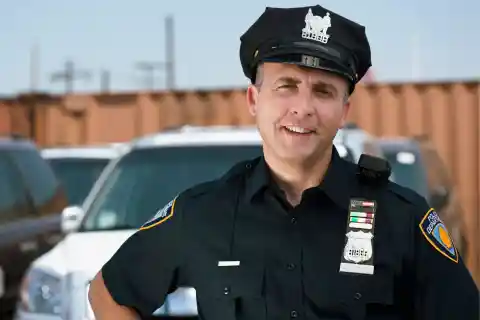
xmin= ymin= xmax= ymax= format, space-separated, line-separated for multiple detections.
xmin=264 ymin=146 xmax=333 ymax=206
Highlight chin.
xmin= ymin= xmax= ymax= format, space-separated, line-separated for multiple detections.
xmin=277 ymin=147 xmax=319 ymax=162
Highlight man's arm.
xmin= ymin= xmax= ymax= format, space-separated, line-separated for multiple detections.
xmin=413 ymin=203 xmax=479 ymax=319
xmin=89 ymin=271 xmax=138 ymax=319
xmin=88 ymin=197 xmax=184 ymax=319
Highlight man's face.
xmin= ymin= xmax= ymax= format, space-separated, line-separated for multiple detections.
xmin=246 ymin=62 xmax=351 ymax=163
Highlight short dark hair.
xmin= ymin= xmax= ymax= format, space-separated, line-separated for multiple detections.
xmin=253 ymin=64 xmax=264 ymax=88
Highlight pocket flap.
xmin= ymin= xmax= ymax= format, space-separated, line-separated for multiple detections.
xmin=196 ymin=261 xmax=265 ymax=299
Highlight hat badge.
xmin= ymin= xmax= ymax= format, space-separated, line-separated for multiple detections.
xmin=301 ymin=8 xmax=331 ymax=44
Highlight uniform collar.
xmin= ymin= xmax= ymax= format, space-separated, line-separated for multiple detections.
xmin=245 ymin=146 xmax=354 ymax=209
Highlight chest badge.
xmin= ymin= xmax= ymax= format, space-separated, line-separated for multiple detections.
xmin=339 ymin=199 xmax=376 ymax=275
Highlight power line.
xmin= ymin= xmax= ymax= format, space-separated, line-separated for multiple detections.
xmin=134 ymin=61 xmax=166 ymax=90
xmin=50 ymin=60 xmax=91 ymax=94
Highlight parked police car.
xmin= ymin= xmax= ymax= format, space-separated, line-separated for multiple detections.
xmin=14 ymin=125 xmax=381 ymax=320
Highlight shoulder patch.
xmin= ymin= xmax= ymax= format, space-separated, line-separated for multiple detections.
xmin=419 ymin=208 xmax=458 ymax=263
xmin=140 ymin=198 xmax=176 ymax=230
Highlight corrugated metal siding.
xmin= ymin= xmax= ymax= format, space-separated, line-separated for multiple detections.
xmin=349 ymin=83 xmax=480 ymax=285
xmin=2 ymin=82 xmax=480 ymax=285
xmin=0 ymin=102 xmax=12 ymax=133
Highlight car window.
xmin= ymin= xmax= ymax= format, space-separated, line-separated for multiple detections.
xmin=47 ymin=158 xmax=110 ymax=206
xmin=384 ymin=149 xmax=430 ymax=199
xmin=82 ymin=145 xmax=265 ymax=231
xmin=0 ymin=151 xmax=32 ymax=223
xmin=363 ymin=140 xmax=385 ymax=159
xmin=8 ymin=149 xmax=67 ymax=215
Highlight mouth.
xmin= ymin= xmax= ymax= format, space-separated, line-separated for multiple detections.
xmin=282 ymin=125 xmax=316 ymax=135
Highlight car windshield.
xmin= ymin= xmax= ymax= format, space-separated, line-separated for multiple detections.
xmin=383 ymin=149 xmax=429 ymax=199
xmin=48 ymin=158 xmax=110 ymax=205
xmin=81 ymin=146 xmax=263 ymax=231
xmin=80 ymin=144 xmax=355 ymax=232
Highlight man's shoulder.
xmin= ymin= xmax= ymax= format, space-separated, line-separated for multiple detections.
xmin=387 ymin=181 xmax=426 ymax=207
xmin=339 ymin=156 xmax=427 ymax=211
xmin=384 ymin=180 xmax=431 ymax=222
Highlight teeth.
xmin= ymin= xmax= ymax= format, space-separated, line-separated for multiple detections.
xmin=285 ymin=126 xmax=312 ymax=134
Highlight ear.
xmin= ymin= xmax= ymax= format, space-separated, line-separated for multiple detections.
xmin=246 ymin=85 xmax=259 ymax=116
xmin=339 ymin=99 xmax=351 ymax=128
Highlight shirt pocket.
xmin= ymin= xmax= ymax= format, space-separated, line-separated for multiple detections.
xmin=362 ymin=268 xmax=400 ymax=320
xmin=305 ymin=268 xmax=395 ymax=320
xmin=194 ymin=261 xmax=267 ymax=320
xmin=342 ymin=268 xmax=397 ymax=320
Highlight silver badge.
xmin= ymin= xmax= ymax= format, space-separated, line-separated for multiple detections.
xmin=343 ymin=230 xmax=373 ymax=263
xmin=339 ymin=199 xmax=377 ymax=275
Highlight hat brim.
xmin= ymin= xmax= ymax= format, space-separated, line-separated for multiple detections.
xmin=252 ymin=40 xmax=358 ymax=87
xmin=262 ymin=54 xmax=353 ymax=83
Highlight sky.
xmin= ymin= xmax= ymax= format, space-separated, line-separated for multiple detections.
xmin=1 ymin=0 xmax=479 ymax=96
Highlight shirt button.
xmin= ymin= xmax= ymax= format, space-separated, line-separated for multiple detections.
xmin=290 ymin=217 xmax=297 ymax=224
xmin=224 ymin=287 xmax=230 ymax=295
xmin=290 ymin=310 xmax=298 ymax=318
xmin=287 ymin=263 xmax=296 ymax=270
xmin=354 ymin=292 xmax=362 ymax=300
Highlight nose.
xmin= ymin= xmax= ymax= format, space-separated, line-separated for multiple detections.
xmin=289 ymin=93 xmax=314 ymax=118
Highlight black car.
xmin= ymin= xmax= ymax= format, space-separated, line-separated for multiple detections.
xmin=378 ymin=138 xmax=430 ymax=200
xmin=0 ymin=135 xmax=68 ymax=318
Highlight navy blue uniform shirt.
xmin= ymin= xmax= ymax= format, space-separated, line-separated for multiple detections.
xmin=101 ymin=147 xmax=479 ymax=319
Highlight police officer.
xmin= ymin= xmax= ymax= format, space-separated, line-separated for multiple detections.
xmin=88 ymin=5 xmax=479 ymax=320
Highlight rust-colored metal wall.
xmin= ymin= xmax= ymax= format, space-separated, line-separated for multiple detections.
xmin=2 ymin=82 xmax=480 ymax=285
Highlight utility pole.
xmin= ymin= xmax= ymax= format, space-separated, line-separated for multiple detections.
xmin=29 ymin=43 xmax=40 ymax=93
xmin=164 ymin=14 xmax=175 ymax=89
xmin=50 ymin=60 xmax=91 ymax=94
xmin=410 ymin=32 xmax=421 ymax=80
xmin=100 ymin=69 xmax=111 ymax=93
xmin=134 ymin=14 xmax=176 ymax=91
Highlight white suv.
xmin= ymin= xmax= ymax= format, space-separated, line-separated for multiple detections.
xmin=41 ymin=144 xmax=128 ymax=207
xmin=14 ymin=125 xmax=374 ymax=320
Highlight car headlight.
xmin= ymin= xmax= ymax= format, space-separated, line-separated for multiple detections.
xmin=19 ymin=267 xmax=62 ymax=315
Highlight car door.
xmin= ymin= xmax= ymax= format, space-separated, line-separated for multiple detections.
xmin=0 ymin=150 xmax=37 ymax=303
xmin=7 ymin=148 xmax=68 ymax=257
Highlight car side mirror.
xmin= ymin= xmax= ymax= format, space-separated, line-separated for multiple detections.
xmin=61 ymin=206 xmax=84 ymax=233
xmin=430 ymin=187 xmax=449 ymax=211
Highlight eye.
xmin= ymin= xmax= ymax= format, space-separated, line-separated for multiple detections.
xmin=277 ymin=84 xmax=297 ymax=90
xmin=315 ymin=88 xmax=334 ymax=97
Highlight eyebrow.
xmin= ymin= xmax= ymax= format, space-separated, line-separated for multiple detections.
xmin=275 ymin=76 xmax=339 ymax=96
xmin=274 ymin=76 xmax=301 ymax=85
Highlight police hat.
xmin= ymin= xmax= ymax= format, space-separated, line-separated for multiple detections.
xmin=239 ymin=5 xmax=372 ymax=93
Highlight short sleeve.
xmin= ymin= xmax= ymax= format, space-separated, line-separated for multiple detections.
xmin=413 ymin=200 xmax=479 ymax=319
xmin=101 ymin=195 xmax=185 ymax=316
